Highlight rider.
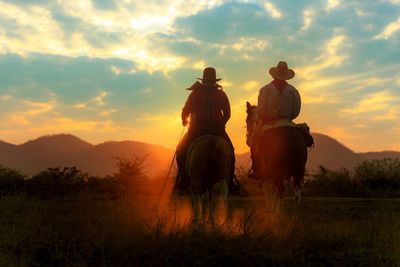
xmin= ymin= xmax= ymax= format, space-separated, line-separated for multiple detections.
xmin=248 ymin=61 xmax=301 ymax=179
xmin=175 ymin=67 xmax=239 ymax=192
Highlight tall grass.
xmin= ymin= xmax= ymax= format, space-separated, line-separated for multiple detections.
xmin=0 ymin=195 xmax=399 ymax=266
xmin=1 ymin=157 xmax=400 ymax=265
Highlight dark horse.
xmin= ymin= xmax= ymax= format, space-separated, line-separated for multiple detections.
xmin=246 ymin=102 xmax=307 ymax=212
xmin=186 ymin=135 xmax=232 ymax=223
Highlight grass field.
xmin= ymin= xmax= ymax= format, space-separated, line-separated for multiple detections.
xmin=1 ymin=194 xmax=399 ymax=266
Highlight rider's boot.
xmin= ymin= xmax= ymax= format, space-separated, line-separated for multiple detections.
xmin=175 ymin=150 xmax=189 ymax=191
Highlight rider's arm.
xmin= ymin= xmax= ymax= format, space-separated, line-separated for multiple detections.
xmin=181 ymin=92 xmax=194 ymax=126
xmin=221 ymin=91 xmax=231 ymax=124
xmin=258 ymin=86 xmax=271 ymax=121
xmin=290 ymin=88 xmax=301 ymax=120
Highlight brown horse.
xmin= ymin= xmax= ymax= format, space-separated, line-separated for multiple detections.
xmin=185 ymin=135 xmax=232 ymax=224
xmin=246 ymin=102 xmax=307 ymax=212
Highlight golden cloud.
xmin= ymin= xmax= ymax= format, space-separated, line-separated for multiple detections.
xmin=264 ymin=2 xmax=282 ymax=18
xmin=374 ymin=17 xmax=400 ymax=39
xmin=341 ymin=91 xmax=394 ymax=114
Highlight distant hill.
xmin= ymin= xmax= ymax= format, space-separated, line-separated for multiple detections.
xmin=236 ymin=133 xmax=400 ymax=173
xmin=0 ymin=133 xmax=399 ymax=177
xmin=0 ymin=134 xmax=174 ymax=177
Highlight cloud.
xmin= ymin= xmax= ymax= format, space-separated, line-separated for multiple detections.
xmin=0 ymin=2 xmax=64 ymax=57
xmin=110 ymin=65 xmax=123 ymax=75
xmin=1 ymin=95 xmax=11 ymax=101
xmin=325 ymin=125 xmax=358 ymax=140
xmin=0 ymin=1 xmax=187 ymax=74
xmin=264 ymin=2 xmax=282 ymax=18
xmin=243 ymin=81 xmax=260 ymax=91
xmin=193 ymin=60 xmax=206 ymax=69
xmin=326 ymin=0 xmax=340 ymax=11
xmin=371 ymin=108 xmax=398 ymax=121
xmin=232 ymin=37 xmax=268 ymax=51
xmin=219 ymin=80 xmax=234 ymax=88
xmin=298 ymin=78 xmax=340 ymax=92
xmin=22 ymin=101 xmax=53 ymax=116
xmin=93 ymin=91 xmax=108 ymax=105
xmin=10 ymin=114 xmax=30 ymax=125
xmin=140 ymin=88 xmax=152 ymax=93
xmin=300 ymin=9 xmax=313 ymax=31
xmin=297 ymin=34 xmax=347 ymax=80
xmin=301 ymin=93 xmax=328 ymax=103
xmin=74 ymin=103 xmax=86 ymax=108
xmin=340 ymin=91 xmax=395 ymax=114
xmin=138 ymin=113 xmax=180 ymax=122
xmin=1 ymin=0 xmax=400 ymax=153
xmin=374 ymin=17 xmax=400 ymax=39
xmin=99 ymin=109 xmax=116 ymax=116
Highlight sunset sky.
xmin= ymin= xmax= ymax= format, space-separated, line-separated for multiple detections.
xmin=0 ymin=0 xmax=400 ymax=153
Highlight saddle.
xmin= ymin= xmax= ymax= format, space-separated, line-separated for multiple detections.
xmin=252 ymin=120 xmax=314 ymax=149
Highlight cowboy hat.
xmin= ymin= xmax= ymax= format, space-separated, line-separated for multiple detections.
xmin=269 ymin=61 xmax=295 ymax=80
xmin=197 ymin=67 xmax=222 ymax=84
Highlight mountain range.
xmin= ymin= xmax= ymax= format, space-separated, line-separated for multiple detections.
xmin=0 ymin=133 xmax=399 ymax=177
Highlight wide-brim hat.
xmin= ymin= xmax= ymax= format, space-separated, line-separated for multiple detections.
xmin=269 ymin=61 xmax=295 ymax=80
xmin=197 ymin=67 xmax=222 ymax=84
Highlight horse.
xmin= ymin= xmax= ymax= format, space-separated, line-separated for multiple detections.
xmin=246 ymin=102 xmax=308 ymax=213
xmin=185 ymin=135 xmax=232 ymax=224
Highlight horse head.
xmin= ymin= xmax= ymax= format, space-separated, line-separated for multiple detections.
xmin=245 ymin=101 xmax=259 ymax=147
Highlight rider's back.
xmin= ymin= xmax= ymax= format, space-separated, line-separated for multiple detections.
xmin=258 ymin=82 xmax=301 ymax=124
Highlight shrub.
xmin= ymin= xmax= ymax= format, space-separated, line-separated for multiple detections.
xmin=26 ymin=167 xmax=87 ymax=198
xmin=113 ymin=155 xmax=150 ymax=195
xmin=303 ymin=166 xmax=363 ymax=197
xmin=86 ymin=175 xmax=121 ymax=197
xmin=354 ymin=158 xmax=400 ymax=197
xmin=0 ymin=165 xmax=26 ymax=195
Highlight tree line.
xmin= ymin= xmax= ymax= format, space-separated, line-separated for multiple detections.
xmin=0 ymin=157 xmax=400 ymax=198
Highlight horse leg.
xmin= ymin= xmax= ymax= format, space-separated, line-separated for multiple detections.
xmin=190 ymin=191 xmax=200 ymax=225
xmin=262 ymin=180 xmax=274 ymax=211
xmin=262 ymin=179 xmax=281 ymax=216
xmin=201 ymin=191 xmax=210 ymax=224
xmin=221 ymin=179 xmax=229 ymax=222
xmin=294 ymin=187 xmax=302 ymax=205
xmin=215 ymin=179 xmax=229 ymax=224
xmin=293 ymin=172 xmax=304 ymax=206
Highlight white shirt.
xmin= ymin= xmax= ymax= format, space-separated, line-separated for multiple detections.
xmin=257 ymin=82 xmax=301 ymax=122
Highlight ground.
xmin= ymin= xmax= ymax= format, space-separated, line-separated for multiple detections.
xmin=0 ymin=195 xmax=399 ymax=266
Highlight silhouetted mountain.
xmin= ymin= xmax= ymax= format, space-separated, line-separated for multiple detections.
xmin=0 ymin=134 xmax=174 ymax=177
xmin=236 ymin=133 xmax=400 ymax=173
xmin=20 ymin=134 xmax=92 ymax=152
xmin=0 ymin=133 xmax=399 ymax=177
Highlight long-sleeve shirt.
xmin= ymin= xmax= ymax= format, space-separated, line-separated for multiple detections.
xmin=257 ymin=81 xmax=301 ymax=124
xmin=181 ymin=86 xmax=230 ymax=125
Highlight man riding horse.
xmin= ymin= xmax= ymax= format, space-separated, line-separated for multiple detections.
xmin=248 ymin=61 xmax=313 ymax=180
xmin=175 ymin=67 xmax=240 ymax=192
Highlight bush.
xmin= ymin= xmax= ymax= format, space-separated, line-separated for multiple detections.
xmin=303 ymin=166 xmax=362 ymax=197
xmin=354 ymin=158 xmax=400 ymax=197
xmin=0 ymin=165 xmax=26 ymax=195
xmin=26 ymin=167 xmax=87 ymax=198
xmin=86 ymin=175 xmax=121 ymax=197
xmin=113 ymin=155 xmax=150 ymax=195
